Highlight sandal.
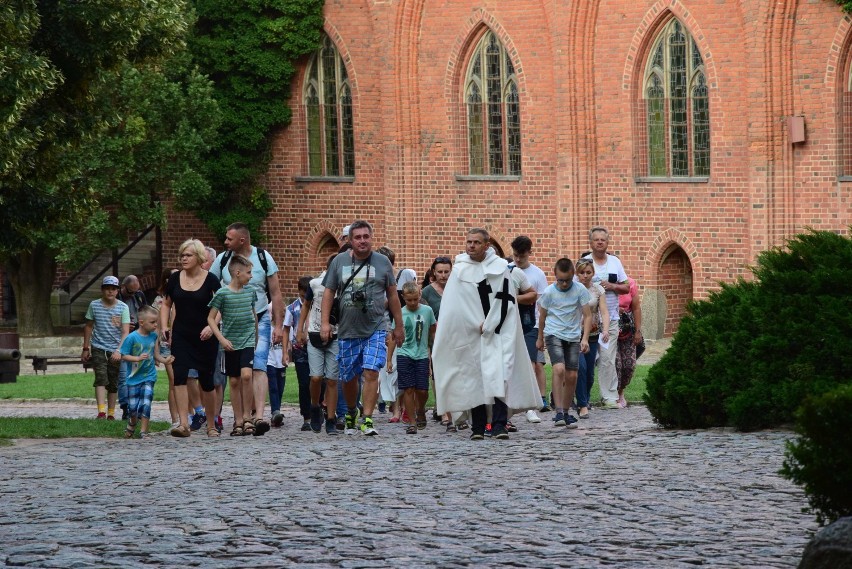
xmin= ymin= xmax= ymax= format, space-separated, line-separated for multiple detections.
xmin=446 ymin=423 xmax=458 ymax=433
xmin=242 ymin=421 xmax=255 ymax=436
xmin=206 ymin=427 xmax=220 ymax=438
xmin=405 ymin=425 xmax=418 ymax=434
xmin=124 ymin=424 xmax=136 ymax=439
xmin=230 ymin=424 xmax=244 ymax=437
xmin=389 ymin=416 xmax=401 ymax=423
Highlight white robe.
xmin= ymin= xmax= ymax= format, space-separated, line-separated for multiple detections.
xmin=432 ymin=248 xmax=541 ymax=414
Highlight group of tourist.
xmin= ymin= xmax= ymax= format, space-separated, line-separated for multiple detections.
xmin=81 ymin=220 xmax=643 ymax=440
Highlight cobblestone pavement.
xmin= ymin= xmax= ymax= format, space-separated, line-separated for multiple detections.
xmin=0 ymin=396 xmax=814 ymax=568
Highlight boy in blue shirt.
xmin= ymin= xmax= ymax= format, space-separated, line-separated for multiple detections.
xmin=121 ymin=306 xmax=173 ymax=438
xmin=388 ymin=282 xmax=436 ymax=434
xmin=536 ymin=258 xmax=592 ymax=428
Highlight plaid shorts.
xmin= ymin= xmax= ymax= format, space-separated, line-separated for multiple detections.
xmin=337 ymin=330 xmax=387 ymax=383
xmin=127 ymin=381 xmax=155 ymax=420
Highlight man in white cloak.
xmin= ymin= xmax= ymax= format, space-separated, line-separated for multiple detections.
xmin=432 ymin=228 xmax=542 ymax=439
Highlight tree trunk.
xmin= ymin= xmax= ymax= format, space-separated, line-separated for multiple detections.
xmin=5 ymin=246 xmax=57 ymax=337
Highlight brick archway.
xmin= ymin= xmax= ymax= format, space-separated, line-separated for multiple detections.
xmin=303 ymin=220 xmax=343 ymax=276
xmin=642 ymin=229 xmax=699 ymax=339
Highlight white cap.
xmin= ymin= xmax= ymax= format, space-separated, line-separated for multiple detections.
xmin=102 ymin=276 xmax=119 ymax=287
xmin=341 ymin=225 xmax=351 ymax=238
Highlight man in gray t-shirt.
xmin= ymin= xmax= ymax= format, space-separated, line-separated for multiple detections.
xmin=321 ymin=220 xmax=404 ymax=436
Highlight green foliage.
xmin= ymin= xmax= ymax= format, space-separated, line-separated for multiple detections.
xmin=645 ymin=229 xmax=852 ymax=430
xmin=781 ymin=384 xmax=852 ymax=525
xmin=838 ymin=1 xmax=852 ymax=16
xmin=188 ymin=0 xmax=324 ymax=235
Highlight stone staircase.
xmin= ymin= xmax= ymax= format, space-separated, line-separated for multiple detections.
xmin=65 ymin=230 xmax=159 ymax=324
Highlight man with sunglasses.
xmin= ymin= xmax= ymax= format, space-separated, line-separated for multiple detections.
xmin=432 ymin=228 xmax=541 ymax=440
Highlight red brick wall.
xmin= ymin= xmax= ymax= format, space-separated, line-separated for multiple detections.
xmin=658 ymin=246 xmax=692 ymax=336
xmin=166 ymin=0 xmax=852 ymax=338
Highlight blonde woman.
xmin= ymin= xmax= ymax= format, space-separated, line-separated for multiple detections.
xmin=158 ymin=239 xmax=221 ymax=437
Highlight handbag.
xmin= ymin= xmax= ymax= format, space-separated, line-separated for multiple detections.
xmin=308 ymin=331 xmax=337 ymax=349
xmin=330 ymin=254 xmax=371 ymax=325
xmin=618 ymin=310 xmax=636 ymax=341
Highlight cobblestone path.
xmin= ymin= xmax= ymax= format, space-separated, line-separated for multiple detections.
xmin=0 ymin=401 xmax=813 ymax=568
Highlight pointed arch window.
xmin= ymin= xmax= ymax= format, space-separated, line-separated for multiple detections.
xmin=464 ymin=31 xmax=521 ymax=176
xmin=642 ymin=19 xmax=709 ymax=178
xmin=304 ymin=36 xmax=354 ymax=177
xmin=841 ymin=59 xmax=852 ymax=177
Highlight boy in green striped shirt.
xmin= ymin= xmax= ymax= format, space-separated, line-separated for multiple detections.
xmin=208 ymin=254 xmax=259 ymax=436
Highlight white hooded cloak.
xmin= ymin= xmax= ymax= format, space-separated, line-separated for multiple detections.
xmin=432 ymin=247 xmax=541 ymax=414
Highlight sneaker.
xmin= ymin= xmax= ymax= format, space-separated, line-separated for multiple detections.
xmin=601 ymin=400 xmax=619 ymax=409
xmin=553 ymin=412 xmax=566 ymax=427
xmin=326 ymin=418 xmax=339 ymax=435
xmin=565 ymin=414 xmax=579 ymax=429
xmin=493 ymin=428 xmax=509 ymax=440
xmin=271 ymin=412 xmax=284 ymax=427
xmin=300 ymin=421 xmax=312 ymax=431
xmin=139 ymin=431 xmax=150 ymax=439
xmin=470 ymin=432 xmax=485 ymax=441
xmin=526 ymin=409 xmax=541 ymax=423
xmin=310 ymin=405 xmax=323 ymax=433
xmin=96 ymin=412 xmax=107 ymax=420
xmin=540 ymin=401 xmax=552 ymax=412
xmin=378 ymin=401 xmax=387 ymax=413
xmin=335 ymin=417 xmax=345 ymax=431
xmin=361 ymin=417 xmax=377 ymax=436
xmin=189 ymin=413 xmax=207 ymax=431
xmin=344 ymin=409 xmax=359 ymax=435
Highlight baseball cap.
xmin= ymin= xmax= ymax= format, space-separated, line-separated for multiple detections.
xmin=341 ymin=225 xmax=351 ymax=238
xmin=102 ymin=276 xmax=119 ymax=287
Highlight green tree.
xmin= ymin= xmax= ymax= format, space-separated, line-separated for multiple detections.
xmin=0 ymin=0 xmax=219 ymax=336
xmin=188 ymin=0 xmax=324 ymax=238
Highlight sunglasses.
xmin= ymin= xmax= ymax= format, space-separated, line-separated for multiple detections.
xmin=433 ymin=256 xmax=452 ymax=264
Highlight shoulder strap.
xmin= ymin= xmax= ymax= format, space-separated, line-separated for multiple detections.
xmin=257 ymin=248 xmax=269 ymax=273
xmin=339 ymin=254 xmax=371 ymax=295
xmin=396 ymin=269 xmax=404 ymax=282
xmin=219 ymin=250 xmax=233 ymax=274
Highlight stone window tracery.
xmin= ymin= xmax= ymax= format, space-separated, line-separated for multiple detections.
xmin=464 ymin=31 xmax=521 ymax=176
xmin=304 ymin=35 xmax=354 ymax=177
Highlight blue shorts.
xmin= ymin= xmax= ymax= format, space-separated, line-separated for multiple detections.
xmin=253 ymin=311 xmax=272 ymax=372
xmin=338 ymin=330 xmax=387 ymax=383
xmin=127 ymin=381 xmax=155 ymax=420
xmin=397 ymin=355 xmax=429 ymax=391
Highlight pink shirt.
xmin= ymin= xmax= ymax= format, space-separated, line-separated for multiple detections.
xmin=619 ymin=278 xmax=639 ymax=313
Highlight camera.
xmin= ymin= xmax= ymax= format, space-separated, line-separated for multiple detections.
xmin=352 ymin=289 xmax=366 ymax=303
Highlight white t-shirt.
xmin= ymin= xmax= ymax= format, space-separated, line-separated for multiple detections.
xmin=305 ymin=271 xmax=338 ymax=335
xmin=520 ymin=263 xmax=548 ymax=328
xmin=582 ymin=253 xmax=628 ymax=322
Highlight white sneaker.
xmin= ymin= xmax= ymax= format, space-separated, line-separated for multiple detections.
xmin=525 ymin=409 xmax=542 ymax=423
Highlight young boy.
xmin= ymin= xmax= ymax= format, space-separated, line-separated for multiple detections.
xmin=121 ymin=306 xmax=174 ymax=438
xmin=281 ymin=276 xmax=313 ymax=431
xmin=536 ymin=258 xmax=593 ymax=429
xmin=82 ymin=276 xmax=130 ymax=420
xmin=207 ymin=254 xmax=259 ymax=437
xmin=388 ymin=282 xmax=436 ymax=434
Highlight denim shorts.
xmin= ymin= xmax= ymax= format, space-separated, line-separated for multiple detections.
xmin=253 ymin=310 xmax=272 ymax=372
xmin=224 ymin=347 xmax=255 ymax=377
xmin=545 ymin=335 xmax=581 ymax=370
xmin=396 ymin=355 xmax=429 ymax=391
xmin=337 ymin=330 xmax=387 ymax=383
xmin=308 ymin=339 xmax=339 ymax=380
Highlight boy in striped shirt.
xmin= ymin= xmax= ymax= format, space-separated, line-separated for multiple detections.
xmin=208 ymin=255 xmax=259 ymax=436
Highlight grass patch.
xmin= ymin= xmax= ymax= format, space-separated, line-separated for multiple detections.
xmin=0 ymin=417 xmax=171 ymax=439
xmin=2 ymin=365 xmax=650 ymax=407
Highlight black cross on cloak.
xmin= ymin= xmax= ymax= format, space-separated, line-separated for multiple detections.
xmin=493 ymin=277 xmax=516 ymax=334
xmin=476 ymin=279 xmax=492 ymax=317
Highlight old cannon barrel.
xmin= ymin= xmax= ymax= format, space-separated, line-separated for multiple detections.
xmin=0 ymin=348 xmax=21 ymax=361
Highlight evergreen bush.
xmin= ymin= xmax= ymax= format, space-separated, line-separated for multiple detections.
xmin=781 ymin=383 xmax=852 ymax=525
xmin=645 ymin=230 xmax=852 ymax=430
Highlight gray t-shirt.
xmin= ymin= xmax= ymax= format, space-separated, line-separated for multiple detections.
xmin=322 ymin=251 xmax=395 ymax=339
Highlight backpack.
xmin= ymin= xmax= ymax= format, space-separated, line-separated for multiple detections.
xmin=219 ymin=248 xmax=270 ymax=301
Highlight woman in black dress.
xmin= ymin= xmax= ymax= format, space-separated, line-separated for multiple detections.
xmin=159 ymin=239 xmax=220 ymax=437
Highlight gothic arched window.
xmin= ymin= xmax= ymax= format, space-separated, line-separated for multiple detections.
xmin=304 ymin=36 xmax=354 ymax=177
xmin=464 ymin=31 xmax=521 ymax=176
xmin=643 ymin=19 xmax=709 ymax=177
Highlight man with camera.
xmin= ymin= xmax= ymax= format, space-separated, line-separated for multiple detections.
xmin=320 ymin=220 xmax=404 ymax=436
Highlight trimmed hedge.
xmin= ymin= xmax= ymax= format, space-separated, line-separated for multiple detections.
xmin=781 ymin=384 xmax=852 ymax=525
xmin=645 ymin=230 xmax=852 ymax=430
